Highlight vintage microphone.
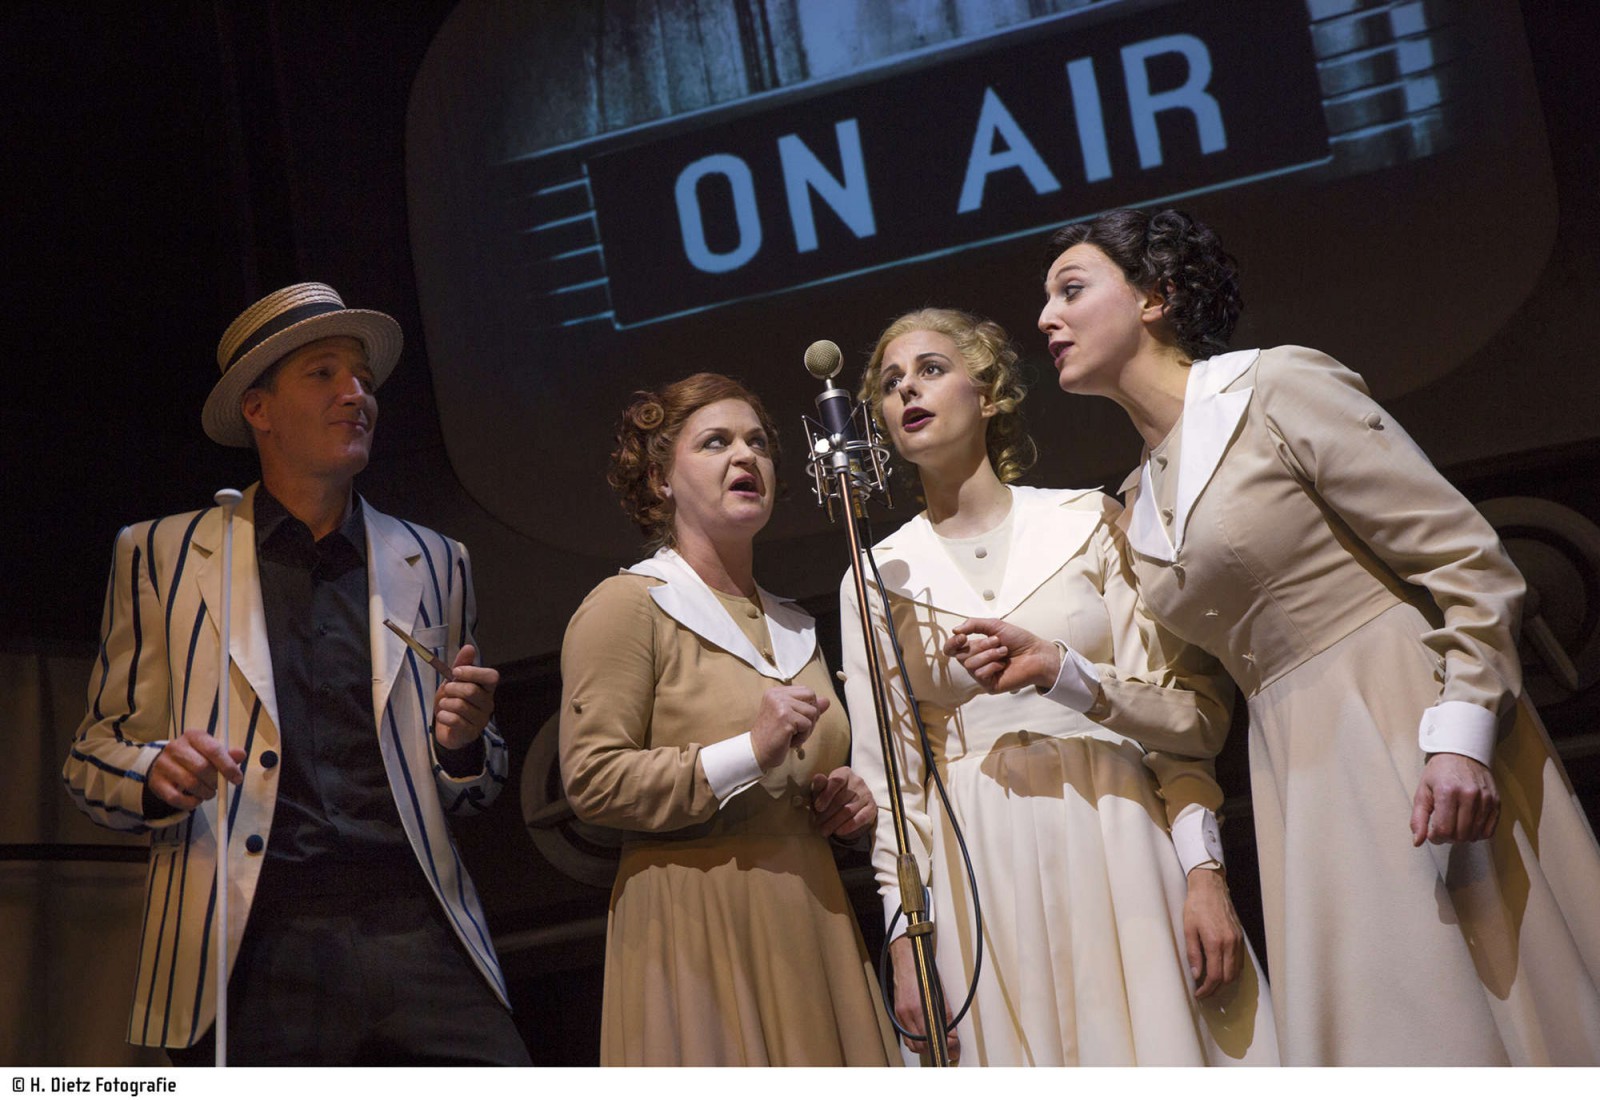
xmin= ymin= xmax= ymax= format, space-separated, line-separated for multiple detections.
xmin=800 ymin=342 xmax=984 ymax=1066
xmin=212 ymin=487 xmax=243 ymax=1068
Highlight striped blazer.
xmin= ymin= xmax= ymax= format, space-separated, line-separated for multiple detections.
xmin=62 ymin=484 xmax=511 ymax=1049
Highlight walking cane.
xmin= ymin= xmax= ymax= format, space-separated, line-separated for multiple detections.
xmin=212 ymin=488 xmax=243 ymax=1067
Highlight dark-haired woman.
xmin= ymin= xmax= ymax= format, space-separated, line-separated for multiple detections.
xmin=987 ymin=207 xmax=1600 ymax=1064
xmin=842 ymin=309 xmax=1277 ymax=1065
xmin=559 ymin=373 xmax=897 ymax=1065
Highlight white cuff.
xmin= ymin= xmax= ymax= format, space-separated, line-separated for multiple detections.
xmin=1171 ymin=804 xmax=1225 ymax=875
xmin=1039 ymin=641 xmax=1103 ymax=712
xmin=701 ymin=733 xmax=764 ymax=805
xmin=1417 ymin=700 xmax=1496 ymax=767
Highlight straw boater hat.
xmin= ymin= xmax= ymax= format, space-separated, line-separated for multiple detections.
xmin=203 ymin=282 xmax=403 ymax=447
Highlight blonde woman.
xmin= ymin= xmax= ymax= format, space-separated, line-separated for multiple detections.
xmin=840 ymin=309 xmax=1276 ymax=1065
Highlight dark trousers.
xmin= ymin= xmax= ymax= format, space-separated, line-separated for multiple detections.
xmin=168 ymin=864 xmax=529 ymax=1066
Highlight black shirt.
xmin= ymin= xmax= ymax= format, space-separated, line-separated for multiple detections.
xmin=252 ymin=487 xmax=417 ymax=883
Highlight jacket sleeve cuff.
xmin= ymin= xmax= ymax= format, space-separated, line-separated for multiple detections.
xmin=1171 ymin=803 xmax=1226 ymax=875
xmin=1039 ymin=641 xmax=1103 ymax=713
xmin=1417 ymin=700 xmax=1497 ymax=767
xmin=701 ymin=732 xmax=764 ymax=804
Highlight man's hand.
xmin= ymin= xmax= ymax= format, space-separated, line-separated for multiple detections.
xmin=810 ymin=766 xmax=876 ymax=839
xmin=1183 ymin=866 xmax=1243 ymax=998
xmin=432 ymin=643 xmax=498 ymax=750
xmin=146 ymin=729 xmax=246 ymax=812
xmin=1411 ymin=752 xmax=1499 ymax=846
xmin=944 ymin=618 xmax=1060 ymax=693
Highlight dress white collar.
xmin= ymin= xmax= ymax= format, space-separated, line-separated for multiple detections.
xmin=624 ymin=547 xmax=816 ymax=681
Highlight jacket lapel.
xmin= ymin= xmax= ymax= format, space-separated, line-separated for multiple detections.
xmin=195 ymin=483 xmax=280 ymax=734
xmin=364 ymin=501 xmax=428 ymax=731
xmin=1123 ymin=349 xmax=1258 ymax=561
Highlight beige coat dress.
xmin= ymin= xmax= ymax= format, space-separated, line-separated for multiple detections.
xmin=841 ymin=486 xmax=1278 ymax=1065
xmin=559 ymin=549 xmax=897 ymax=1066
xmin=1120 ymin=345 xmax=1600 ymax=1064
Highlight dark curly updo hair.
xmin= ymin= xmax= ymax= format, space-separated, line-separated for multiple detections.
xmin=859 ymin=307 xmax=1037 ymax=484
xmin=1048 ymin=208 xmax=1242 ymax=361
xmin=607 ymin=372 xmax=782 ymax=551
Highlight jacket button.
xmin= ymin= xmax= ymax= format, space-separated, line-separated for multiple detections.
xmin=245 ymin=834 xmax=265 ymax=854
xmin=259 ymin=750 xmax=279 ymax=769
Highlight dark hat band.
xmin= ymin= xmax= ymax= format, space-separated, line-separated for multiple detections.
xmin=224 ymin=300 xmax=353 ymax=370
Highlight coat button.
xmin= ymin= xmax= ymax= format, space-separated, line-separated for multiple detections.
xmin=259 ymin=750 xmax=279 ymax=769
xmin=245 ymin=834 xmax=265 ymax=854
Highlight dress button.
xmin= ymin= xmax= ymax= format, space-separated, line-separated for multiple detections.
xmin=974 ymin=547 xmax=988 ymax=559
xmin=244 ymin=834 xmax=265 ymax=854
xmin=982 ymin=589 xmax=995 ymax=601
xmin=259 ymin=750 xmax=279 ymax=769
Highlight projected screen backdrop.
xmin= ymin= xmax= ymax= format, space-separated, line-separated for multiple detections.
xmin=407 ymin=0 xmax=1556 ymax=594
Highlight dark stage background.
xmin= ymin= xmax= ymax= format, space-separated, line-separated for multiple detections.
xmin=3 ymin=0 xmax=1599 ymax=1066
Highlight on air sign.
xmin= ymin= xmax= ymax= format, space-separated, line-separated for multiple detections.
xmin=584 ymin=0 xmax=1327 ymax=326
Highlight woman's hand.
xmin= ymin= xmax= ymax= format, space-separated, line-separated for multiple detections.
xmin=750 ymin=685 xmax=828 ymax=771
xmin=1183 ymin=866 xmax=1244 ymax=998
xmin=889 ymin=935 xmax=961 ymax=1063
xmin=1411 ymin=752 xmax=1500 ymax=845
xmin=810 ymin=766 xmax=876 ymax=839
xmin=945 ymin=618 xmax=1061 ymax=693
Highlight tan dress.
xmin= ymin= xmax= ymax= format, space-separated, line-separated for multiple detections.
xmin=559 ymin=553 xmax=897 ymax=1066
xmin=841 ymin=486 xmax=1278 ymax=1065
xmin=1121 ymin=345 xmax=1600 ymax=1064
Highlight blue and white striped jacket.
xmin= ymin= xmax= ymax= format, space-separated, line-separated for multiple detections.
xmin=62 ymin=484 xmax=510 ymax=1048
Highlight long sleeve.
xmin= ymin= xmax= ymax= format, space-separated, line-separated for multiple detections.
xmin=1083 ymin=518 xmax=1230 ymax=835
xmin=429 ymin=540 xmax=508 ymax=814
xmin=63 ymin=524 xmax=178 ymax=833
xmin=840 ymin=568 xmax=932 ymax=934
xmin=558 ymin=574 xmax=721 ymax=832
xmin=1259 ymin=346 xmax=1526 ymax=763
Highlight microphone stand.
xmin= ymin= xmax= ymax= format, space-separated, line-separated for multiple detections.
xmin=212 ymin=487 xmax=243 ymax=1067
xmin=802 ymin=364 xmax=952 ymax=1067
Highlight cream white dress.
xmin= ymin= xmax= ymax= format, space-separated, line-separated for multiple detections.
xmin=840 ymin=486 xmax=1279 ymax=1065
xmin=1120 ymin=346 xmax=1600 ymax=1064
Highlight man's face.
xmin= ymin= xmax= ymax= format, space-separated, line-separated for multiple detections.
xmin=242 ymin=335 xmax=378 ymax=483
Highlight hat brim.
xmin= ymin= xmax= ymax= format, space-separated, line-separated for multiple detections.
xmin=202 ymin=309 xmax=403 ymax=447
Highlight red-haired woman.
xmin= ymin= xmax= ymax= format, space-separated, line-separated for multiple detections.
xmin=559 ymin=372 xmax=897 ymax=1065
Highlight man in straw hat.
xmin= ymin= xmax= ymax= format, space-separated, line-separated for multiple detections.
xmin=63 ymin=283 xmax=530 ymax=1065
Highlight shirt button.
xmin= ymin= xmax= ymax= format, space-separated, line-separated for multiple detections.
xmin=1156 ymin=454 xmax=1169 ymax=468
xmin=1161 ymin=507 xmax=1175 ymax=524
xmin=1171 ymin=564 xmax=1186 ymax=582
xmin=244 ymin=834 xmax=265 ymax=854
xmin=746 ymin=607 xmax=760 ymax=620
xmin=1364 ymin=412 xmax=1384 ymax=430
xmin=974 ymin=547 xmax=988 ymax=559
xmin=982 ymin=589 xmax=995 ymax=601
xmin=319 ymin=684 xmax=332 ymax=696
xmin=317 ymin=623 xmax=329 ymax=636
xmin=761 ymin=650 xmax=773 ymax=662
xmin=259 ymin=750 xmax=279 ymax=769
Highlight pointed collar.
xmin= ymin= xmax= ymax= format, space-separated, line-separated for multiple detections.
xmin=625 ymin=547 xmax=816 ymax=681
xmin=1124 ymin=349 xmax=1259 ymax=562
xmin=868 ymin=485 xmax=1104 ymax=618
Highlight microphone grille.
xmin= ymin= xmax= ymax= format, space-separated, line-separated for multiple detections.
xmin=803 ymin=339 xmax=843 ymax=381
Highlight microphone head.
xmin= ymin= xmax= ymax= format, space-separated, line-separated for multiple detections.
xmin=803 ymin=339 xmax=843 ymax=381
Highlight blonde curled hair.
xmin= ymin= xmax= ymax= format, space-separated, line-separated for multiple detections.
xmin=859 ymin=308 xmax=1036 ymax=484
xmin=607 ymin=372 xmax=782 ymax=551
